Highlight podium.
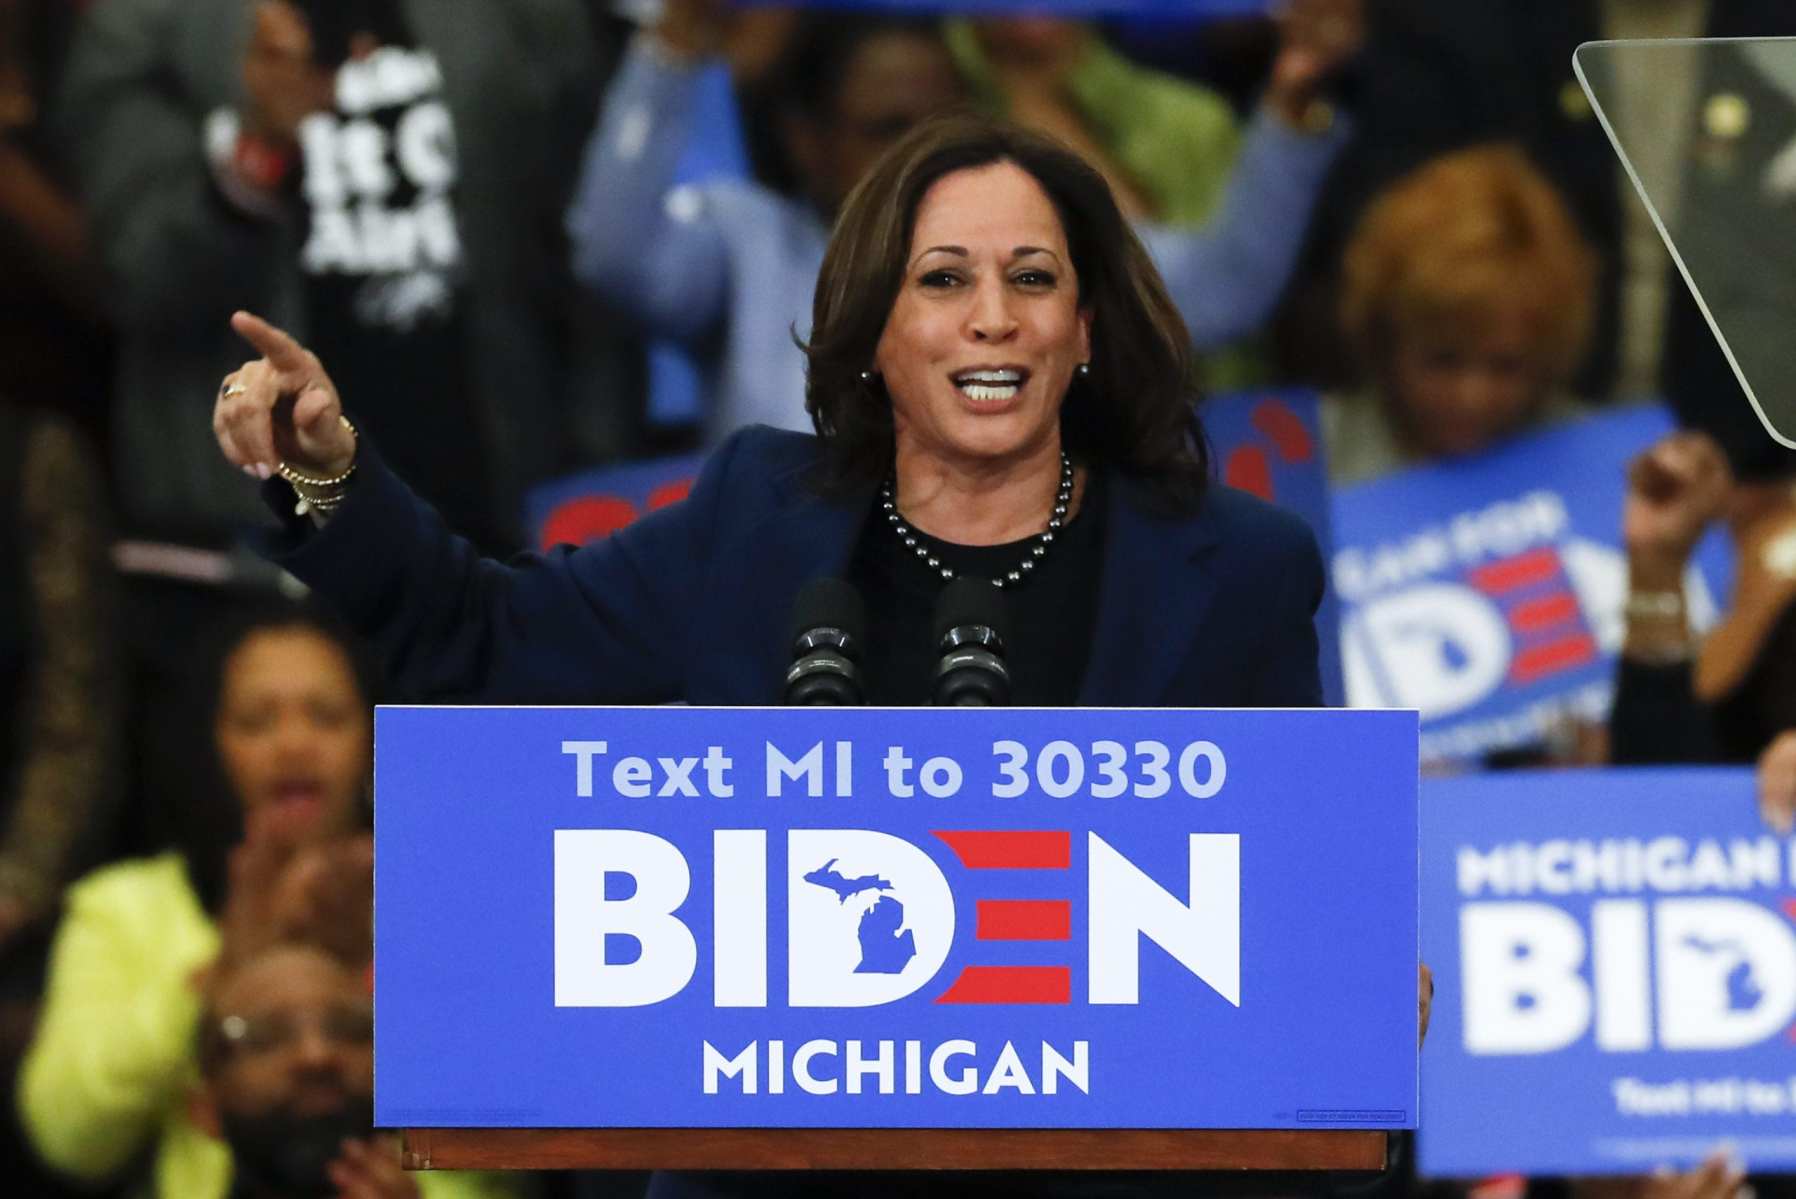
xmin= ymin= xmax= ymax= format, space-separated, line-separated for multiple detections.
xmin=376 ymin=706 xmax=1418 ymax=1174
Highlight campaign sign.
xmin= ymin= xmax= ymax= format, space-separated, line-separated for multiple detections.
xmin=1332 ymin=405 xmax=1733 ymax=766
xmin=1421 ymin=769 xmax=1796 ymax=1176
xmin=374 ymin=706 xmax=1418 ymax=1129
xmin=526 ymin=454 xmax=702 ymax=552
xmin=1203 ymin=389 xmax=1341 ymax=706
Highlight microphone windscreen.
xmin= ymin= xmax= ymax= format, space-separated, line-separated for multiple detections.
xmin=932 ymin=576 xmax=1009 ymax=646
xmin=789 ymin=577 xmax=866 ymax=649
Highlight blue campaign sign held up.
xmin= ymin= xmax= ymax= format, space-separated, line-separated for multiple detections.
xmin=1421 ymin=769 xmax=1796 ymax=1176
xmin=374 ymin=706 xmax=1418 ymax=1130
xmin=1332 ymin=405 xmax=1733 ymax=766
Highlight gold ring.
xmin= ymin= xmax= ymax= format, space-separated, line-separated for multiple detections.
xmin=221 ymin=382 xmax=247 ymax=398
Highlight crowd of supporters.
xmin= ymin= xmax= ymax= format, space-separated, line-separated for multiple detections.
xmin=3 ymin=1 xmax=1795 ymax=1197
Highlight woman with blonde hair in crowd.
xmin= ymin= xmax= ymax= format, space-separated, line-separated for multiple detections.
xmin=1325 ymin=143 xmax=1599 ymax=485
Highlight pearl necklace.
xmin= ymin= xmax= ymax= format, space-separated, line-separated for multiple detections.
xmin=880 ymin=451 xmax=1075 ymax=590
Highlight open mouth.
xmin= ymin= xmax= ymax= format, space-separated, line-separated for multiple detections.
xmin=952 ymin=367 xmax=1028 ymax=403
xmin=268 ymin=779 xmax=328 ymax=813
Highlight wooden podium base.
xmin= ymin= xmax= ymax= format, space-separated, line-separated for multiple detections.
xmin=399 ymin=1128 xmax=1389 ymax=1172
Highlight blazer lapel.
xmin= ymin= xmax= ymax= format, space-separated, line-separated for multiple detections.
xmin=1077 ymin=477 xmax=1223 ymax=706
xmin=724 ymin=460 xmax=874 ymax=701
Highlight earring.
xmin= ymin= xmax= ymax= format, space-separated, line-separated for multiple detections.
xmin=1076 ymin=362 xmax=1091 ymax=378
xmin=859 ymin=370 xmax=876 ymax=384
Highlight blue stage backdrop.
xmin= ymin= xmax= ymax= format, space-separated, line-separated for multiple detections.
xmin=1421 ymin=769 xmax=1796 ymax=1176
xmin=1331 ymin=405 xmax=1734 ymax=766
xmin=374 ymin=706 xmax=1418 ymax=1129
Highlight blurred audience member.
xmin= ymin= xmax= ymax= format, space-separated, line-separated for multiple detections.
xmin=946 ymin=16 xmax=1234 ymax=223
xmin=17 ymin=602 xmax=380 ymax=1195
xmin=0 ymin=0 xmax=113 ymax=445
xmin=946 ymin=5 xmax=1359 ymax=391
xmin=1325 ymin=145 xmax=1597 ymax=484
xmin=1611 ymin=426 xmax=1796 ymax=769
xmin=189 ymin=943 xmax=506 ymax=1199
xmin=949 ymin=2 xmax=1361 ymax=226
xmin=568 ymin=0 xmax=1350 ymax=441
xmin=0 ymin=404 xmax=118 ymax=952
xmin=1273 ymin=0 xmax=1796 ymax=405
xmin=53 ymin=0 xmax=621 ymax=551
xmin=0 ymin=403 xmax=117 ymax=1199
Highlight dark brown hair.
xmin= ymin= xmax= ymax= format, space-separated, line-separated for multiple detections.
xmin=801 ymin=112 xmax=1209 ymax=507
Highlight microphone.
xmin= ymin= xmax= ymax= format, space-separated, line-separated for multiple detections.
xmin=783 ymin=578 xmax=865 ymax=705
xmin=932 ymin=578 xmax=1011 ymax=706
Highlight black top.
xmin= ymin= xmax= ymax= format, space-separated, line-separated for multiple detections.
xmin=1610 ymin=602 xmax=1796 ymax=765
xmin=846 ymin=471 xmax=1107 ymax=706
xmin=295 ymin=5 xmax=501 ymax=548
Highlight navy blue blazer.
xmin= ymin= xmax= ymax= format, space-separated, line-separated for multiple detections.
xmin=266 ymin=427 xmax=1324 ymax=708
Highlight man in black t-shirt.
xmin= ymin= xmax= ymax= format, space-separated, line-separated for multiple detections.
xmin=59 ymin=0 xmax=628 ymax=549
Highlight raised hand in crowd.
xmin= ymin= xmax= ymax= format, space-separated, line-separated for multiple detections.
xmin=1624 ymin=431 xmax=1733 ymax=581
xmin=215 ymin=311 xmax=356 ymax=483
xmin=1621 ymin=430 xmax=1732 ymax=665
xmin=1266 ymin=0 xmax=1364 ymax=126
xmin=328 ymin=1136 xmax=421 ymax=1199
xmin=240 ymin=0 xmax=337 ymax=145
xmin=1574 ymin=1151 xmax=1750 ymax=1199
xmin=213 ymin=809 xmax=373 ymax=974
xmin=267 ymin=834 xmax=375 ymax=968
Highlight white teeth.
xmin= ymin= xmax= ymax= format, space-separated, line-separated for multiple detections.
xmin=961 ymin=383 xmax=1020 ymax=402
xmin=956 ymin=370 xmax=1023 ymax=384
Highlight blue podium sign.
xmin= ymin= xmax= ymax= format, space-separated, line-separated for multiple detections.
xmin=1421 ymin=769 xmax=1796 ymax=1176
xmin=374 ymin=706 xmax=1418 ymax=1130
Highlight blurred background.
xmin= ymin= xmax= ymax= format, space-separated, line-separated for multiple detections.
xmin=4 ymin=1 xmax=1796 ymax=1197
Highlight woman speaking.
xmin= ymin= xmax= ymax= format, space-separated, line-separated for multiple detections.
xmin=213 ymin=113 xmax=1322 ymax=711
xmin=210 ymin=113 xmax=1406 ymax=1199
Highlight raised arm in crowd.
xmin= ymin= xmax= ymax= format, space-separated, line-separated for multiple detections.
xmin=566 ymin=0 xmax=1358 ymax=439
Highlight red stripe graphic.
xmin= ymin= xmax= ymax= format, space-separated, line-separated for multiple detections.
xmin=936 ymin=966 xmax=1071 ymax=1004
xmin=1223 ymin=445 xmax=1272 ymax=500
xmin=975 ymin=900 xmax=1071 ymax=941
xmin=1251 ymin=398 xmax=1315 ymax=463
xmin=1469 ymin=547 xmax=1559 ymax=594
xmin=1509 ymin=593 xmax=1580 ymax=634
xmin=1510 ymin=634 xmax=1597 ymax=685
xmin=932 ymin=830 xmax=1070 ymax=869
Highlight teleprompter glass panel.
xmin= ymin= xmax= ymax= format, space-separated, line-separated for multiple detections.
xmin=1577 ymin=38 xmax=1796 ymax=448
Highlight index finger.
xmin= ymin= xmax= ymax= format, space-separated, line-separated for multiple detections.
xmin=231 ymin=310 xmax=313 ymax=373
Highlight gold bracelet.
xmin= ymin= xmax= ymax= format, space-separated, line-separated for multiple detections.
xmin=278 ymin=417 xmax=358 ymax=520
xmin=1623 ymin=590 xmax=1685 ymax=620
xmin=276 ymin=415 xmax=358 ymax=489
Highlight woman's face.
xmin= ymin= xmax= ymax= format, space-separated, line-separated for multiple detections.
xmin=215 ymin=628 xmax=369 ymax=848
xmin=875 ymin=161 xmax=1092 ymax=471
xmin=1387 ymin=305 xmax=1548 ymax=460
